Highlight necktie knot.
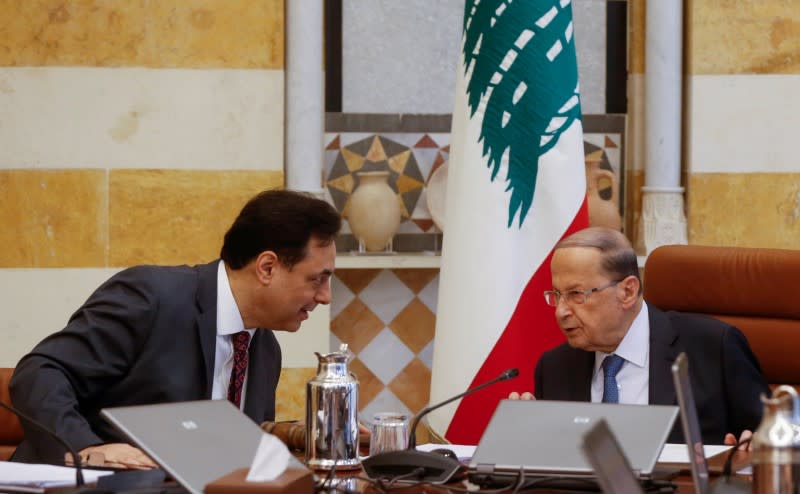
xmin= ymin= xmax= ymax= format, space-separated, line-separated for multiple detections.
xmin=232 ymin=330 xmax=250 ymax=351
xmin=228 ymin=331 xmax=251 ymax=409
xmin=602 ymin=354 xmax=625 ymax=403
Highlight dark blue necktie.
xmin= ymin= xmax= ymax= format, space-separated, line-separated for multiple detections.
xmin=602 ymin=354 xmax=625 ymax=403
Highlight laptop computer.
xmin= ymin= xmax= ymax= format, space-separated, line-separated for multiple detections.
xmin=581 ymin=419 xmax=645 ymax=494
xmin=468 ymin=399 xmax=678 ymax=481
xmin=101 ymin=399 xmax=295 ymax=494
xmin=671 ymin=353 xmax=751 ymax=494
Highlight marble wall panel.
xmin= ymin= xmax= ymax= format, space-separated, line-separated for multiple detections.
xmin=275 ymin=367 xmax=316 ymax=421
xmin=628 ymin=0 xmax=646 ymax=75
xmin=108 ymin=169 xmax=283 ymax=267
xmin=0 ymin=0 xmax=284 ymax=68
xmin=0 ymin=169 xmax=107 ymax=267
xmin=688 ymin=173 xmax=800 ymax=248
xmin=689 ymin=0 xmax=800 ymax=75
xmin=341 ymin=0 xmax=607 ymax=114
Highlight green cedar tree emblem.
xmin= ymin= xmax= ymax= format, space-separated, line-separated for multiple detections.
xmin=462 ymin=0 xmax=582 ymax=228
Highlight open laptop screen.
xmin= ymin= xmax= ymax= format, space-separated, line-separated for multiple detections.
xmin=581 ymin=419 xmax=645 ymax=494
xmin=469 ymin=400 xmax=678 ymax=479
xmin=672 ymin=352 xmax=710 ymax=494
xmin=101 ymin=400 xmax=265 ymax=494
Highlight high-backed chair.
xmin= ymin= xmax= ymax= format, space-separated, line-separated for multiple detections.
xmin=643 ymin=244 xmax=800 ymax=391
xmin=0 ymin=367 xmax=23 ymax=460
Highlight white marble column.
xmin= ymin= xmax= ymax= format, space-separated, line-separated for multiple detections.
xmin=639 ymin=0 xmax=687 ymax=253
xmin=285 ymin=1 xmax=330 ymax=353
xmin=285 ymin=0 xmax=325 ymax=196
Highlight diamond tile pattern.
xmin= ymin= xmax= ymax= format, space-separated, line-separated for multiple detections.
xmin=417 ymin=274 xmax=439 ymax=313
xmin=360 ymin=388 xmax=412 ymax=427
xmin=359 ymin=328 xmax=414 ymax=384
xmin=350 ymin=357 xmax=383 ymax=408
xmin=330 ymin=275 xmax=354 ymax=320
xmin=390 ymin=299 xmax=436 ymax=354
xmin=389 ymin=358 xmax=432 ymax=413
xmin=418 ymin=340 xmax=434 ymax=370
xmin=332 ymin=268 xmax=439 ymax=416
xmin=330 ymin=298 xmax=384 ymax=353
xmin=359 ymin=270 xmax=415 ymax=324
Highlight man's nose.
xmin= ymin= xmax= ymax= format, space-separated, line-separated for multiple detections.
xmin=554 ymin=297 xmax=572 ymax=318
xmin=315 ymin=281 xmax=332 ymax=305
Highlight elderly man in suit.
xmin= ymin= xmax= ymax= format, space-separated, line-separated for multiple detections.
xmin=511 ymin=227 xmax=768 ymax=447
xmin=10 ymin=189 xmax=341 ymax=467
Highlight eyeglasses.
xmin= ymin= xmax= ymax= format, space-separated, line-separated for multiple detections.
xmin=543 ymin=279 xmax=622 ymax=307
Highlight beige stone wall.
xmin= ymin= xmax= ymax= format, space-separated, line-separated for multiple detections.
xmin=0 ymin=0 xmax=286 ymax=271
xmin=0 ymin=2 xmax=306 ymax=415
xmin=0 ymin=1 xmax=284 ymax=69
xmin=686 ymin=0 xmax=800 ymax=248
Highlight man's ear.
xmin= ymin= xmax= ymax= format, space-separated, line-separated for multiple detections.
xmin=619 ymin=275 xmax=641 ymax=308
xmin=255 ymin=251 xmax=279 ymax=284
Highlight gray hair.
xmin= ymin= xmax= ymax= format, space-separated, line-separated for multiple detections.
xmin=554 ymin=227 xmax=641 ymax=293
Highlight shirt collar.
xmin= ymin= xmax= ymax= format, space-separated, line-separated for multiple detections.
xmin=216 ymin=260 xmax=247 ymax=336
xmin=595 ymin=301 xmax=650 ymax=373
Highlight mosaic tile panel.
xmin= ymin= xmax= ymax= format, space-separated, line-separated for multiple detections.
xmin=325 ymin=131 xmax=449 ymax=252
xmin=325 ymin=114 xmax=627 ymax=248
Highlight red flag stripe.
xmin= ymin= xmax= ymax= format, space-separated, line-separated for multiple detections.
xmin=444 ymin=199 xmax=589 ymax=444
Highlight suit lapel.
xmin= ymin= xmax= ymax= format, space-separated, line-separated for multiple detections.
xmin=570 ymin=348 xmax=594 ymax=401
xmin=648 ymin=305 xmax=679 ymax=406
xmin=195 ymin=261 xmax=220 ymax=399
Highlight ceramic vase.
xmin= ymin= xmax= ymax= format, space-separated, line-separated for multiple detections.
xmin=347 ymin=171 xmax=402 ymax=252
xmin=585 ymin=160 xmax=622 ymax=231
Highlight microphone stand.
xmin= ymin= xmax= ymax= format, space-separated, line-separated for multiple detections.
xmin=361 ymin=368 xmax=519 ymax=484
xmin=0 ymin=400 xmax=85 ymax=487
xmin=408 ymin=368 xmax=519 ymax=449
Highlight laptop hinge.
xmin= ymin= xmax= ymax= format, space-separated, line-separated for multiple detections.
xmin=475 ymin=464 xmax=496 ymax=474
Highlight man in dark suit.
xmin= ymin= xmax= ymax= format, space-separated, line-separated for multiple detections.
xmin=511 ymin=227 xmax=768 ymax=446
xmin=9 ymin=189 xmax=341 ymax=467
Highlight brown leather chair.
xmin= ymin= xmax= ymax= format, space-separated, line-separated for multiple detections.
xmin=0 ymin=367 xmax=23 ymax=460
xmin=643 ymin=244 xmax=800 ymax=391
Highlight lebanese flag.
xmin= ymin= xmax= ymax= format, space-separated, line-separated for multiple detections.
xmin=428 ymin=0 xmax=590 ymax=445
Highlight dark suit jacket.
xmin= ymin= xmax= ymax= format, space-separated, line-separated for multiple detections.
xmin=534 ymin=305 xmax=769 ymax=444
xmin=9 ymin=261 xmax=282 ymax=464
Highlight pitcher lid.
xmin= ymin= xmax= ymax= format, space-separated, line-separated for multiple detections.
xmin=315 ymin=343 xmax=353 ymax=363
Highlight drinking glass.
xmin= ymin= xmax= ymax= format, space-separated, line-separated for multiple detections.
xmin=369 ymin=412 xmax=409 ymax=456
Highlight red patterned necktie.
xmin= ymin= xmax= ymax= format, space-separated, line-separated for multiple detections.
xmin=227 ymin=331 xmax=251 ymax=409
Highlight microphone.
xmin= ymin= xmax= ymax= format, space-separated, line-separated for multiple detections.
xmin=407 ymin=367 xmax=519 ymax=449
xmin=0 ymin=400 xmax=86 ymax=487
xmin=361 ymin=368 xmax=519 ymax=484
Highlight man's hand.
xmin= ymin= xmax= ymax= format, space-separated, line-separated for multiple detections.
xmin=78 ymin=443 xmax=157 ymax=470
xmin=508 ymin=392 xmax=535 ymax=400
xmin=724 ymin=430 xmax=753 ymax=451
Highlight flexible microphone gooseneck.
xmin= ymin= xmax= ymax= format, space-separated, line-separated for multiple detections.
xmin=0 ymin=400 xmax=86 ymax=486
xmin=407 ymin=367 xmax=519 ymax=449
xmin=361 ymin=368 xmax=519 ymax=484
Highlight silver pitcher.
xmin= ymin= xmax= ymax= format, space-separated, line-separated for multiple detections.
xmin=305 ymin=343 xmax=360 ymax=470
xmin=752 ymin=385 xmax=800 ymax=493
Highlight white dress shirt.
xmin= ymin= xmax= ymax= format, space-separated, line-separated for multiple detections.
xmin=211 ymin=261 xmax=255 ymax=409
xmin=591 ymin=302 xmax=650 ymax=404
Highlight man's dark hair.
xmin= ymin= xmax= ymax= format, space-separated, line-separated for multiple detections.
xmin=221 ymin=189 xmax=341 ymax=269
xmin=554 ymin=227 xmax=642 ymax=294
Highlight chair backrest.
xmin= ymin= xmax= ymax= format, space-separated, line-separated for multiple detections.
xmin=0 ymin=367 xmax=23 ymax=460
xmin=643 ymin=244 xmax=800 ymax=390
